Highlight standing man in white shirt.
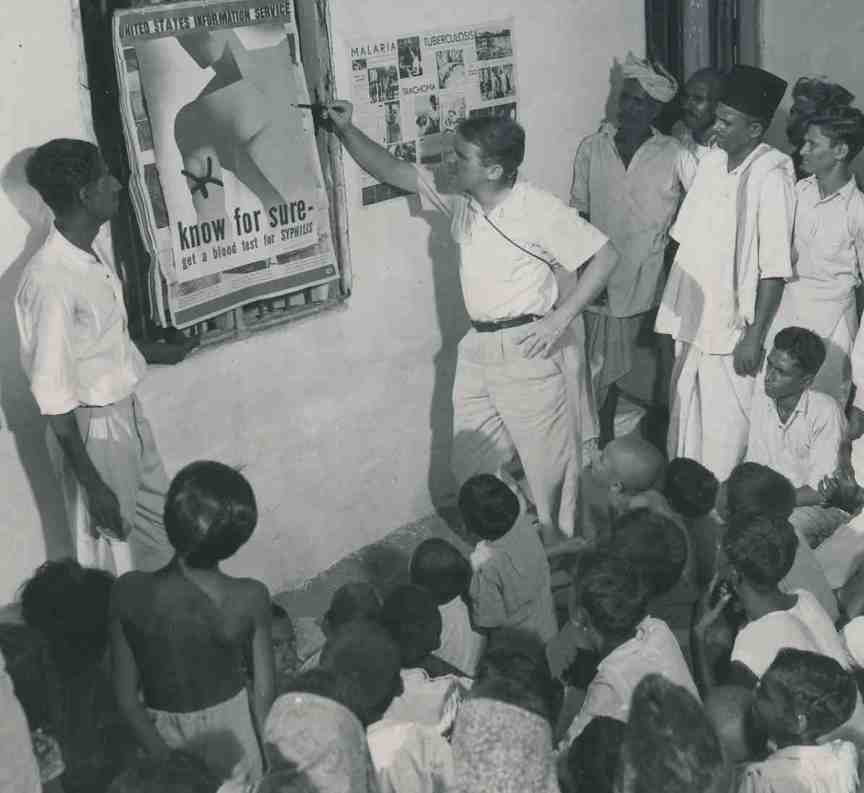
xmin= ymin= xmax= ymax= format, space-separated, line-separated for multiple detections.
xmin=16 ymin=138 xmax=191 ymax=574
xmin=770 ymin=106 xmax=864 ymax=410
xmin=656 ymin=66 xmax=795 ymax=481
xmin=571 ymin=53 xmax=695 ymax=441
xmin=324 ymin=102 xmax=618 ymax=543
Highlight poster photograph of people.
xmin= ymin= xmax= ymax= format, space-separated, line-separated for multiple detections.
xmin=347 ymin=21 xmax=518 ymax=205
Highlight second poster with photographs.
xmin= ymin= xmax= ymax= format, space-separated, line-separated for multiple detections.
xmin=347 ymin=21 xmax=517 ymax=206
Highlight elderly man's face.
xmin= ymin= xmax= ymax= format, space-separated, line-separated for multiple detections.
xmin=618 ymin=78 xmax=662 ymax=133
xmin=713 ymin=103 xmax=761 ymax=157
xmin=682 ymin=78 xmax=717 ymax=132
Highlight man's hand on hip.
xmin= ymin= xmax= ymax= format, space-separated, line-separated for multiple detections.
xmin=513 ymin=315 xmax=569 ymax=359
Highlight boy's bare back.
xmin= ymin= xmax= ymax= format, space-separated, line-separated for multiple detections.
xmin=111 ymin=563 xmax=270 ymax=712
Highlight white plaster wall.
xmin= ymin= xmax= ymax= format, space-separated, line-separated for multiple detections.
xmin=760 ymin=0 xmax=864 ymax=182
xmin=0 ymin=0 xmax=643 ymax=603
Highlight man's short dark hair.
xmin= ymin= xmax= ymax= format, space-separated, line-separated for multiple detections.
xmin=664 ymin=458 xmax=719 ymax=519
xmin=410 ymin=538 xmax=471 ymax=604
xmin=687 ymin=67 xmax=727 ymax=101
xmin=618 ymin=674 xmax=723 ymax=793
xmin=609 ymin=508 xmax=688 ymax=598
xmin=773 ymin=326 xmax=826 ymax=375
xmin=164 ymin=460 xmax=257 ymax=568
xmin=108 ymin=751 xmax=219 ymax=793
xmin=456 ymin=116 xmax=525 ymax=183
xmin=726 ymin=462 xmax=796 ymax=521
xmin=723 ymin=513 xmax=797 ymax=591
xmin=318 ymin=619 xmax=402 ymax=726
xmin=808 ymin=104 xmax=864 ymax=162
xmin=574 ymin=554 xmax=649 ymax=638
xmin=380 ymin=584 xmax=442 ymax=668
xmin=26 ymin=138 xmax=102 ymax=215
xmin=758 ymin=648 xmax=857 ymax=745
xmin=567 ymin=716 xmax=626 ymax=793
xmin=19 ymin=557 xmax=114 ymax=677
xmin=458 ymin=474 xmax=520 ymax=541
xmin=323 ymin=582 xmax=381 ymax=632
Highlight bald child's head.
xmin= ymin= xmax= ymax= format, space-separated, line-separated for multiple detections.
xmin=593 ymin=437 xmax=665 ymax=495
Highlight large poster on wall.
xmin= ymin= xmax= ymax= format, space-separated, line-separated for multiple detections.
xmin=113 ymin=0 xmax=340 ymax=328
xmin=346 ymin=20 xmax=518 ymax=206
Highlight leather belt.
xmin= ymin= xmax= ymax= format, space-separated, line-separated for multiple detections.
xmin=471 ymin=314 xmax=543 ymax=333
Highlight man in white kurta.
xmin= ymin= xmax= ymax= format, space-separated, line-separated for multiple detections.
xmin=16 ymin=139 xmax=177 ymax=574
xmin=655 ymin=65 xmax=794 ymax=481
xmin=769 ymin=108 xmax=864 ymax=407
xmin=571 ymin=54 xmax=695 ymax=438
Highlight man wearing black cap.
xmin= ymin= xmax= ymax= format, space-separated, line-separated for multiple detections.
xmin=656 ymin=65 xmax=796 ymax=481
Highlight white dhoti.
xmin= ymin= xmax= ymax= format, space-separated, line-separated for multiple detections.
xmin=667 ymin=342 xmax=754 ymax=481
xmin=46 ymin=394 xmax=173 ymax=575
xmin=148 ymin=687 xmax=264 ymax=783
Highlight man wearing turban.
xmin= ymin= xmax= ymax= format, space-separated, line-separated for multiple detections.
xmin=571 ymin=53 xmax=696 ymax=443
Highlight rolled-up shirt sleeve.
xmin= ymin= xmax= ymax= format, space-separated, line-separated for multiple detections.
xmin=469 ymin=564 xmax=506 ymax=628
xmin=804 ymin=400 xmax=846 ymax=488
xmin=757 ymin=165 xmax=795 ymax=280
xmin=539 ymin=197 xmax=609 ymax=273
xmin=16 ymin=281 xmax=79 ymax=415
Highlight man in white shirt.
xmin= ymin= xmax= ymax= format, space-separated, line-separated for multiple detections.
xmin=563 ymin=554 xmax=698 ymax=745
xmin=16 ymin=139 xmax=191 ymax=574
xmin=695 ymin=513 xmax=850 ymax=691
xmin=656 ymin=65 xmax=794 ymax=481
xmin=747 ymin=327 xmax=845 ymax=509
xmin=669 ymin=68 xmax=726 ymax=161
xmin=325 ymin=102 xmax=618 ymax=543
xmin=771 ymin=106 xmax=864 ymax=409
xmin=571 ymin=53 xmax=695 ymax=440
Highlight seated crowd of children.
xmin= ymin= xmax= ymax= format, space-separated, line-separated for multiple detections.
xmin=9 ymin=443 xmax=864 ymax=793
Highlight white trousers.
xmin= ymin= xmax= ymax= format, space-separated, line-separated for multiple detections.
xmin=47 ymin=394 xmax=173 ymax=575
xmin=668 ymin=342 xmax=754 ymax=482
xmin=451 ymin=326 xmax=580 ymax=536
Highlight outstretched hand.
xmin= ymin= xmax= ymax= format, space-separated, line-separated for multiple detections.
xmin=324 ymin=100 xmax=354 ymax=131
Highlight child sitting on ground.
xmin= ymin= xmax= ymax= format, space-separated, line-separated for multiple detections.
xmin=298 ymin=581 xmax=382 ymax=672
xmin=410 ymin=538 xmax=485 ymax=676
xmin=743 ymin=648 xmax=859 ymax=793
xmin=663 ymin=457 xmax=721 ymax=589
xmin=562 ymin=553 xmax=699 ymax=744
xmin=459 ymin=474 xmax=557 ymax=644
xmin=110 ymin=461 xmax=274 ymax=783
xmin=379 ymin=584 xmax=468 ymax=731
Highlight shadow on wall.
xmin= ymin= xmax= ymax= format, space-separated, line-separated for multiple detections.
xmin=409 ymin=189 xmax=469 ymax=527
xmin=604 ymin=60 xmax=624 ymax=125
xmin=1 ymin=148 xmax=70 ymax=560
